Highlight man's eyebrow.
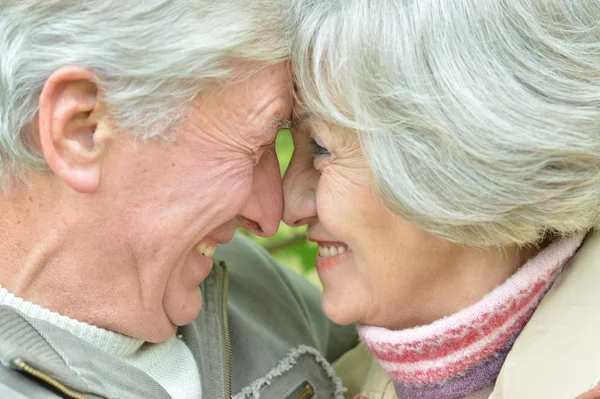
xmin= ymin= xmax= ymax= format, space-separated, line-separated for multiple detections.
xmin=278 ymin=118 xmax=292 ymax=129
xmin=262 ymin=115 xmax=291 ymax=135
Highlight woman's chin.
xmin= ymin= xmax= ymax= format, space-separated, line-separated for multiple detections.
xmin=321 ymin=291 xmax=360 ymax=326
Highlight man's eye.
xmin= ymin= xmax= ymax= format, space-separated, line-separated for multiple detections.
xmin=309 ymin=139 xmax=329 ymax=157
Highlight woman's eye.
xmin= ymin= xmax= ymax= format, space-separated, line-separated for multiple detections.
xmin=309 ymin=139 xmax=330 ymax=157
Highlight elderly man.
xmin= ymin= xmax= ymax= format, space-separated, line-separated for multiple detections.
xmin=0 ymin=2 xmax=357 ymax=398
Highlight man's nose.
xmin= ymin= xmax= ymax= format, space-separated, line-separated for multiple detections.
xmin=282 ymin=153 xmax=318 ymax=227
xmin=237 ymin=146 xmax=282 ymax=237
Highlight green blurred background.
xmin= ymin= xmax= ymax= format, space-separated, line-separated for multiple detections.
xmin=241 ymin=129 xmax=321 ymax=287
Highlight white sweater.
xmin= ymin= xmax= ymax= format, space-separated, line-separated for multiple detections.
xmin=0 ymin=285 xmax=201 ymax=399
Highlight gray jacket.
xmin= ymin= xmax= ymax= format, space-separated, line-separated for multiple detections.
xmin=0 ymin=234 xmax=358 ymax=399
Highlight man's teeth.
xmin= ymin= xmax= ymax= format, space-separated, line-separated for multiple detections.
xmin=318 ymin=244 xmax=349 ymax=257
xmin=196 ymin=242 xmax=217 ymax=257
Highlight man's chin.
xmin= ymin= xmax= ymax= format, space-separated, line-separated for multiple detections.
xmin=163 ymin=288 xmax=204 ymax=328
xmin=143 ymin=323 xmax=180 ymax=344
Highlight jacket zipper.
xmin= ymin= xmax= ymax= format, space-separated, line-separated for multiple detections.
xmin=10 ymin=358 xmax=98 ymax=399
xmin=291 ymin=381 xmax=314 ymax=399
xmin=222 ymin=263 xmax=233 ymax=398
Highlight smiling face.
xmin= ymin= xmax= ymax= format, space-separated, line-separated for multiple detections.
xmin=94 ymin=63 xmax=292 ymax=340
xmin=282 ymin=112 xmax=525 ymax=329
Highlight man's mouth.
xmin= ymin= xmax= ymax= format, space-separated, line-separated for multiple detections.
xmin=195 ymin=241 xmax=218 ymax=257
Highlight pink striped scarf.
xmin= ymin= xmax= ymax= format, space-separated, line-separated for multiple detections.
xmin=359 ymin=234 xmax=584 ymax=399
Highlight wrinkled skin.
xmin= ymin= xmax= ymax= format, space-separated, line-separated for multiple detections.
xmin=1 ymin=62 xmax=292 ymax=342
xmin=282 ymin=111 xmax=533 ymax=329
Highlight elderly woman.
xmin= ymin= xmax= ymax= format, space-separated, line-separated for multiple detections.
xmin=283 ymin=1 xmax=600 ymax=398
xmin=0 ymin=2 xmax=358 ymax=398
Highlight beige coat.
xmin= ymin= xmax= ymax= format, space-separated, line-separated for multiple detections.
xmin=334 ymin=230 xmax=600 ymax=399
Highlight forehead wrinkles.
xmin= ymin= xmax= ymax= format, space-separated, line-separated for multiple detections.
xmin=236 ymin=89 xmax=292 ymax=147
xmin=249 ymin=114 xmax=291 ymax=143
xmin=229 ymin=114 xmax=290 ymax=154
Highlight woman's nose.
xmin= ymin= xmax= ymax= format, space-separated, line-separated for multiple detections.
xmin=282 ymin=153 xmax=318 ymax=227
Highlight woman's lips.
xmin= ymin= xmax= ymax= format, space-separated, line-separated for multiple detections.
xmin=312 ymin=240 xmax=352 ymax=271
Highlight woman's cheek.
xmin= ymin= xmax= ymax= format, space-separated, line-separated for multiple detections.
xmin=316 ymin=175 xmax=347 ymax=227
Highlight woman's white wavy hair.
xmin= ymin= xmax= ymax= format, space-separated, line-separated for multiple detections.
xmin=0 ymin=0 xmax=289 ymax=189
xmin=289 ymin=0 xmax=600 ymax=247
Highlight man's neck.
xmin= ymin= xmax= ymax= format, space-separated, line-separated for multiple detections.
xmin=0 ymin=175 xmax=142 ymax=337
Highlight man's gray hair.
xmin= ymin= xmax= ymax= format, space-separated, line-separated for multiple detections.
xmin=290 ymin=0 xmax=600 ymax=247
xmin=0 ymin=0 xmax=289 ymax=188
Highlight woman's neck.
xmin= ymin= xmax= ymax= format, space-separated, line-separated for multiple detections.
xmin=359 ymin=234 xmax=584 ymax=399
xmin=399 ymin=242 xmax=543 ymax=330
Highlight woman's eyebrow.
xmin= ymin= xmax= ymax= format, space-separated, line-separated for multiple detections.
xmin=294 ymin=112 xmax=311 ymax=123
xmin=290 ymin=112 xmax=313 ymax=131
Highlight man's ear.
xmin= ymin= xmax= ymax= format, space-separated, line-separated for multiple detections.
xmin=38 ymin=65 xmax=113 ymax=193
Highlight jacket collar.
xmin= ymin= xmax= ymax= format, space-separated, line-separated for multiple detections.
xmin=494 ymin=230 xmax=600 ymax=398
xmin=0 ymin=305 xmax=169 ymax=399
xmin=0 ymin=260 xmax=230 ymax=399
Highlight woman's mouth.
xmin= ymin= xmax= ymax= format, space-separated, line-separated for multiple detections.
xmin=315 ymin=241 xmax=352 ymax=271
xmin=317 ymin=242 xmax=350 ymax=257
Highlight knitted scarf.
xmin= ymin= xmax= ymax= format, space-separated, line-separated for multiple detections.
xmin=359 ymin=234 xmax=584 ymax=399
